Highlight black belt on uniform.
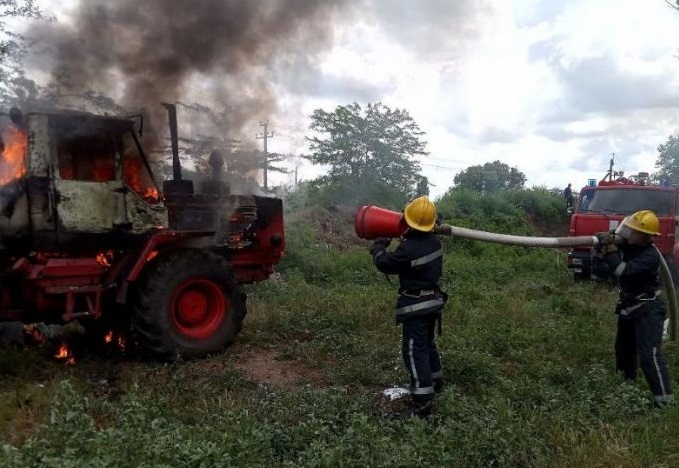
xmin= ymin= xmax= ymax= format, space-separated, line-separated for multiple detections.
xmin=399 ymin=288 xmax=438 ymax=298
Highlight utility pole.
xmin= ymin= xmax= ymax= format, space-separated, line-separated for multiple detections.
xmin=608 ymin=153 xmax=615 ymax=181
xmin=256 ymin=121 xmax=274 ymax=190
xmin=294 ymin=166 xmax=298 ymax=188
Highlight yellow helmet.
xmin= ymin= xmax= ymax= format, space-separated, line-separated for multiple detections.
xmin=403 ymin=196 xmax=437 ymax=232
xmin=622 ymin=210 xmax=660 ymax=236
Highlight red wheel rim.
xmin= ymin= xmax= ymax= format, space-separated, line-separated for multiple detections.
xmin=170 ymin=278 xmax=227 ymax=339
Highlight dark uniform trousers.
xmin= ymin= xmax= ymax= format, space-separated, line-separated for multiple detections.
xmin=615 ymin=298 xmax=673 ymax=403
xmin=402 ymin=316 xmax=442 ymax=396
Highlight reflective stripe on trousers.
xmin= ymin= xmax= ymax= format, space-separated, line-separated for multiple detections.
xmin=402 ymin=317 xmax=440 ymax=396
xmin=615 ymin=299 xmax=673 ymax=399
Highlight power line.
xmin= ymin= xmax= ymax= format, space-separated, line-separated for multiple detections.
xmin=276 ymin=132 xmax=307 ymax=144
xmin=270 ymin=120 xmax=307 ymax=133
xmin=420 ymin=163 xmax=464 ymax=171
xmin=424 ymin=156 xmax=473 ymax=164
xmin=255 ymin=121 xmax=274 ymax=190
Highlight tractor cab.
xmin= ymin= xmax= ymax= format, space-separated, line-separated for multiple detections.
xmin=0 ymin=108 xmax=167 ymax=251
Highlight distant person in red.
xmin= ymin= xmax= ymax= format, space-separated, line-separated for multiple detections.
xmin=564 ymin=183 xmax=574 ymax=209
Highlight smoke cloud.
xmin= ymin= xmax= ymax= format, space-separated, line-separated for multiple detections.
xmin=29 ymin=0 xmax=354 ymax=137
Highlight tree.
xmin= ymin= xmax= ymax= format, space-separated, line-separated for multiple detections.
xmin=176 ymin=101 xmax=288 ymax=186
xmin=453 ymin=160 xmax=526 ymax=193
xmin=0 ymin=1 xmax=46 ymax=105
xmin=416 ymin=176 xmax=430 ymax=196
xmin=654 ymin=134 xmax=679 ymax=184
xmin=306 ymin=102 xmax=428 ymax=195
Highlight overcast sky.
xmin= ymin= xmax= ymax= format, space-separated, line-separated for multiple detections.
xmin=30 ymin=0 xmax=679 ymax=197
xmin=270 ymin=0 xmax=679 ymax=196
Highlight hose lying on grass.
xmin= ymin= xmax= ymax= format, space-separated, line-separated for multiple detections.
xmin=433 ymin=223 xmax=678 ymax=341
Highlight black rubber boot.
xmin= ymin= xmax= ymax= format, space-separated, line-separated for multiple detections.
xmin=389 ymin=394 xmax=436 ymax=420
xmin=412 ymin=393 xmax=435 ymax=418
xmin=433 ymin=377 xmax=443 ymax=394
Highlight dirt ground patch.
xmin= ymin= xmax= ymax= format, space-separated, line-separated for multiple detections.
xmin=234 ymin=347 xmax=328 ymax=388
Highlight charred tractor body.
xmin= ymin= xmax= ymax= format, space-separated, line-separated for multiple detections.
xmin=567 ymin=173 xmax=678 ymax=281
xmin=0 ymin=104 xmax=284 ymax=358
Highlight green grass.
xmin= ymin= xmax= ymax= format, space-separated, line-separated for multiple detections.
xmin=0 ymin=219 xmax=678 ymax=467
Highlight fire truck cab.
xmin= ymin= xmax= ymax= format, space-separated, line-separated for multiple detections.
xmin=567 ymin=174 xmax=679 ymax=279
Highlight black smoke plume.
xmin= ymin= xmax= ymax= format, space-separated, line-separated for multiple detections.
xmin=30 ymin=0 xmax=352 ymax=138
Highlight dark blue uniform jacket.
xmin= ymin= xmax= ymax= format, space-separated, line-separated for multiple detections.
xmin=372 ymin=230 xmax=445 ymax=323
xmin=602 ymin=243 xmax=662 ymax=315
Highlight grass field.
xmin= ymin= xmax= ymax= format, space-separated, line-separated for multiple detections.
xmin=0 ymin=211 xmax=677 ymax=467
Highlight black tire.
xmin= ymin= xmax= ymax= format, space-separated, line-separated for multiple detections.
xmin=131 ymin=249 xmax=246 ymax=359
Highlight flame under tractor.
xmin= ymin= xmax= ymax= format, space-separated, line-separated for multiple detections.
xmin=567 ymin=170 xmax=678 ymax=281
xmin=0 ymin=104 xmax=285 ymax=358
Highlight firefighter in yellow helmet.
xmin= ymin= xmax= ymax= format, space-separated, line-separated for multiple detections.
xmin=595 ymin=210 xmax=674 ymax=407
xmin=369 ymin=196 xmax=447 ymax=417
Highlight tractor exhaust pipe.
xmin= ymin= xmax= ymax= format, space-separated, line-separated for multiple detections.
xmin=162 ymin=102 xmax=182 ymax=182
xmin=355 ymin=206 xmax=678 ymax=341
xmin=160 ymin=103 xmax=194 ymax=196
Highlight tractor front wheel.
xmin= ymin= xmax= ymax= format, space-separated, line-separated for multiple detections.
xmin=131 ymin=249 xmax=246 ymax=359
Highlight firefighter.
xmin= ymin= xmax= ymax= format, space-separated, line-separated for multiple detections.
xmin=595 ymin=210 xmax=674 ymax=407
xmin=370 ymin=196 xmax=447 ymax=417
xmin=564 ymin=183 xmax=574 ymax=210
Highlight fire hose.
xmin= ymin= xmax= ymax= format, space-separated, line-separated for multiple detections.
xmin=354 ymin=206 xmax=677 ymax=340
xmin=433 ymin=223 xmax=677 ymax=341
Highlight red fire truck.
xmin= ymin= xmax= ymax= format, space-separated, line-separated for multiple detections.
xmin=567 ymin=171 xmax=679 ymax=280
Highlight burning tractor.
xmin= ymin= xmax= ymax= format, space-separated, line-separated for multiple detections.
xmin=0 ymin=104 xmax=284 ymax=358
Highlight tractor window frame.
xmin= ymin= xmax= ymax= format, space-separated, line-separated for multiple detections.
xmin=50 ymin=116 xmax=128 ymax=183
xmin=121 ymin=130 xmax=160 ymax=204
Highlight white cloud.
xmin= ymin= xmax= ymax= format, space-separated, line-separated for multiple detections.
xmin=29 ymin=0 xmax=679 ymax=197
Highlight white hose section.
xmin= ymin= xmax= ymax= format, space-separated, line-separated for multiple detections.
xmin=434 ymin=223 xmax=677 ymax=341
xmin=657 ymin=248 xmax=678 ymax=341
xmin=434 ymin=224 xmax=599 ymax=248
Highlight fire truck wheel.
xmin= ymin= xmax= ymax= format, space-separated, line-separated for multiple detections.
xmin=131 ymin=249 xmax=246 ymax=359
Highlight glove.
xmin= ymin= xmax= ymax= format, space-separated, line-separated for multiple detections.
xmin=595 ymin=231 xmax=617 ymax=246
xmin=369 ymin=237 xmax=390 ymax=257
xmin=600 ymin=243 xmax=618 ymax=256
xmin=374 ymin=237 xmax=391 ymax=248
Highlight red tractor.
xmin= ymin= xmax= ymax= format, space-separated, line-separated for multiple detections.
xmin=567 ymin=170 xmax=678 ymax=280
xmin=0 ymin=104 xmax=284 ymax=358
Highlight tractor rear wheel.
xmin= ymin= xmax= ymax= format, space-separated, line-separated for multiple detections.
xmin=131 ymin=249 xmax=246 ymax=359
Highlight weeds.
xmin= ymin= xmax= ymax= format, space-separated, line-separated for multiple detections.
xmin=0 ymin=194 xmax=677 ymax=467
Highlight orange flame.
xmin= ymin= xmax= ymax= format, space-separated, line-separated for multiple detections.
xmin=117 ymin=335 xmax=126 ymax=351
xmin=104 ymin=330 xmax=113 ymax=344
xmin=124 ymin=157 xmax=160 ymax=203
xmin=54 ymin=342 xmax=76 ymax=365
xmin=96 ymin=251 xmax=112 ymax=267
xmin=54 ymin=343 xmax=68 ymax=359
xmin=0 ymin=125 xmax=27 ymax=185
xmin=144 ymin=187 xmax=159 ymax=200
